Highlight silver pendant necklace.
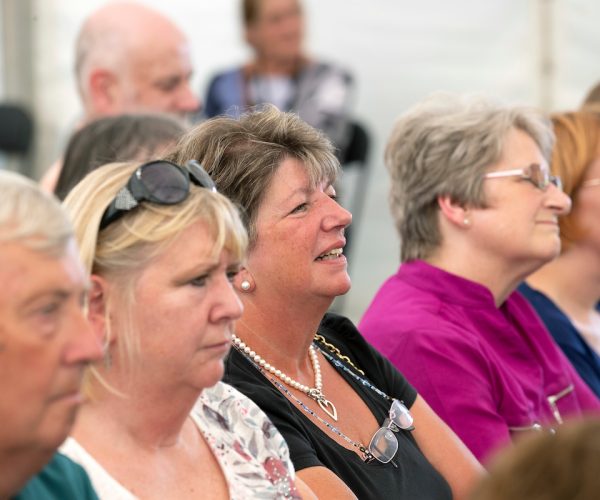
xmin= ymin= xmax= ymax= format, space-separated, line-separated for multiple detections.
xmin=231 ymin=334 xmax=338 ymax=421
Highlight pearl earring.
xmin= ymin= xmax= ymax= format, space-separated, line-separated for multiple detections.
xmin=463 ymin=218 xmax=470 ymax=226
xmin=241 ymin=280 xmax=251 ymax=291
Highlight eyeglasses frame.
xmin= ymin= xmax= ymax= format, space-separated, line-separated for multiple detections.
xmin=365 ymin=399 xmax=415 ymax=466
xmin=483 ymin=163 xmax=563 ymax=191
xmin=582 ymin=178 xmax=600 ymax=188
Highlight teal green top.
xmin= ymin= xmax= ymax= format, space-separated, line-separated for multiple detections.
xmin=12 ymin=453 xmax=98 ymax=500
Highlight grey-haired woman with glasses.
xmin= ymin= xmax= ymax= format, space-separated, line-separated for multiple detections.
xmin=165 ymin=105 xmax=483 ymax=500
xmin=58 ymin=160 xmax=312 ymax=499
xmin=360 ymin=94 xmax=600 ymax=465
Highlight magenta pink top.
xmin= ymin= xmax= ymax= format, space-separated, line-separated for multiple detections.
xmin=359 ymin=260 xmax=600 ymax=463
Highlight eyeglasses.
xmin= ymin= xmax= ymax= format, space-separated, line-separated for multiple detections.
xmin=483 ymin=163 xmax=562 ymax=191
xmin=99 ymin=160 xmax=216 ymax=230
xmin=582 ymin=178 xmax=600 ymax=188
xmin=366 ymin=399 xmax=414 ymax=466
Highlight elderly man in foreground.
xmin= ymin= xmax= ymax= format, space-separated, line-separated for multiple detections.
xmin=0 ymin=171 xmax=102 ymax=499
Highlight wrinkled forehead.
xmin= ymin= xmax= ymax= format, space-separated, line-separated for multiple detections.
xmin=125 ymin=26 xmax=192 ymax=73
xmin=0 ymin=240 xmax=85 ymax=307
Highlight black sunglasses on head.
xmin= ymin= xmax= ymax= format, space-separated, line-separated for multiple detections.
xmin=99 ymin=160 xmax=216 ymax=230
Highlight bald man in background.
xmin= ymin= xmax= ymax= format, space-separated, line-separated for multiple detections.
xmin=41 ymin=1 xmax=198 ymax=190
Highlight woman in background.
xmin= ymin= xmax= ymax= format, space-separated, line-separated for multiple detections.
xmin=359 ymin=94 xmax=600 ymax=464
xmin=54 ymin=113 xmax=185 ymax=200
xmin=204 ymin=0 xmax=353 ymax=154
xmin=520 ymin=111 xmax=600 ymax=397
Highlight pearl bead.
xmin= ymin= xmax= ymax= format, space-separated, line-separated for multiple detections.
xmin=231 ymin=334 xmax=327 ymax=404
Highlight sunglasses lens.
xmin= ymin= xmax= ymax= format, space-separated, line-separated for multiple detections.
xmin=369 ymin=427 xmax=398 ymax=463
xmin=141 ymin=162 xmax=189 ymax=203
xmin=186 ymin=160 xmax=217 ymax=192
xmin=390 ymin=399 xmax=414 ymax=429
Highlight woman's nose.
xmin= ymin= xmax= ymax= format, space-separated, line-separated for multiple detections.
xmin=323 ymin=196 xmax=352 ymax=231
xmin=546 ymin=183 xmax=572 ymax=216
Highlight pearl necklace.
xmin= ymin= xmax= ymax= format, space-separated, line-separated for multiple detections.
xmin=231 ymin=334 xmax=338 ymax=421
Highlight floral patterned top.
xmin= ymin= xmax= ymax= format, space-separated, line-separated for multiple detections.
xmin=60 ymin=382 xmax=300 ymax=499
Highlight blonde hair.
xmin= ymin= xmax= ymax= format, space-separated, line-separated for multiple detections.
xmin=63 ymin=161 xmax=247 ymax=377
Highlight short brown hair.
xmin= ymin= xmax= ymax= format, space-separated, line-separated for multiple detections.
xmin=165 ymin=105 xmax=339 ymax=247
xmin=55 ymin=113 xmax=185 ymax=200
xmin=241 ymin=0 xmax=302 ymax=26
xmin=242 ymin=0 xmax=261 ymax=26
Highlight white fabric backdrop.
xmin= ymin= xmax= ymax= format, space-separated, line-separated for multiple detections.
xmin=32 ymin=0 xmax=600 ymax=321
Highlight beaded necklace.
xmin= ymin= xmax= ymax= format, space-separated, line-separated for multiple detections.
xmin=232 ymin=340 xmax=373 ymax=461
xmin=231 ymin=334 xmax=338 ymax=421
xmin=231 ymin=337 xmax=406 ymax=463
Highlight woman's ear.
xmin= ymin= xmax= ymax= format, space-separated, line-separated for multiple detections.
xmin=88 ymin=275 xmax=109 ymax=342
xmin=437 ymin=195 xmax=471 ymax=228
xmin=234 ymin=267 xmax=255 ymax=293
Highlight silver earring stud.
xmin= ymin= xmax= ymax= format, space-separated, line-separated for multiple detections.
xmin=241 ymin=280 xmax=251 ymax=291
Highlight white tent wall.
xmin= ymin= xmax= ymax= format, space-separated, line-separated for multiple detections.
xmin=32 ymin=0 xmax=600 ymax=322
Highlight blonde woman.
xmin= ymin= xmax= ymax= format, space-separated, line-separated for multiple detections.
xmin=60 ymin=160 xmax=308 ymax=499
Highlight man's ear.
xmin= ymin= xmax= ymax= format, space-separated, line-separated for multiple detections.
xmin=88 ymin=68 xmax=119 ymax=115
xmin=437 ymin=194 xmax=471 ymax=228
xmin=88 ymin=275 xmax=109 ymax=342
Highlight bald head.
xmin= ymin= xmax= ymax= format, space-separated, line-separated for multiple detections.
xmin=76 ymin=2 xmax=199 ymax=120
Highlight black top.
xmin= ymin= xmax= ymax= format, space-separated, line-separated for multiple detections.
xmin=224 ymin=313 xmax=452 ymax=499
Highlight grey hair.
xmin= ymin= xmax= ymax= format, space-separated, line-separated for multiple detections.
xmin=0 ymin=170 xmax=73 ymax=254
xmin=385 ymin=93 xmax=554 ymax=262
